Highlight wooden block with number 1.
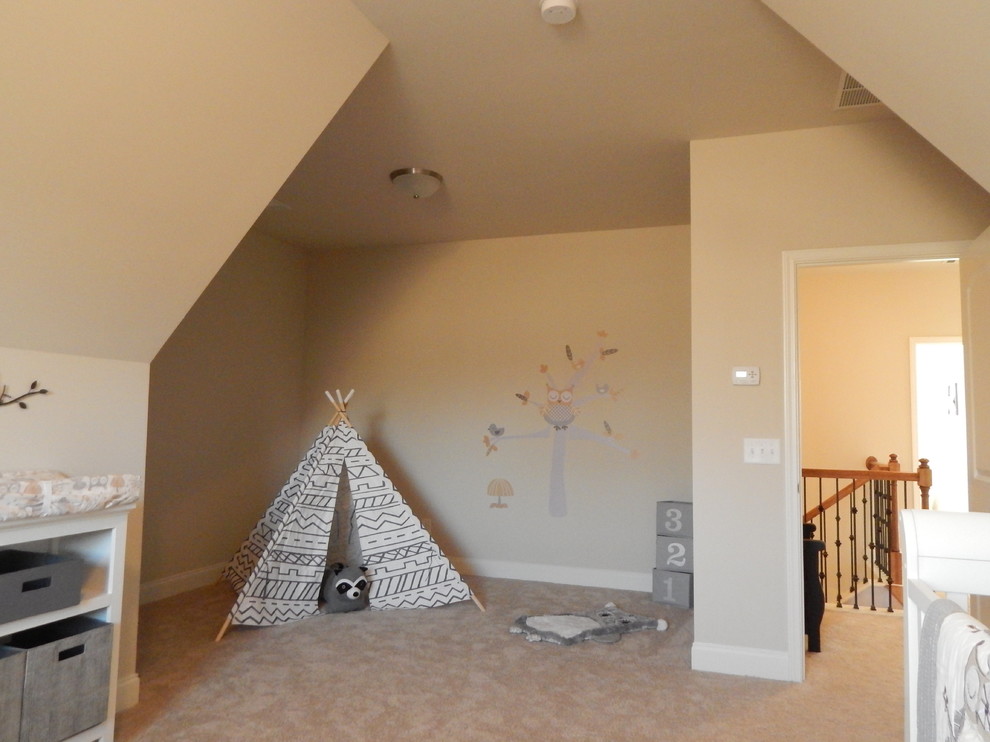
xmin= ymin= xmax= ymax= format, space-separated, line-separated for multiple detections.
xmin=653 ymin=569 xmax=693 ymax=608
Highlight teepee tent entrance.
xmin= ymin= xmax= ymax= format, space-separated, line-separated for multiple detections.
xmin=216 ymin=391 xmax=480 ymax=641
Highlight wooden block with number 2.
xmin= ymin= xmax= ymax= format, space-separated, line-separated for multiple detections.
xmin=657 ymin=535 xmax=694 ymax=573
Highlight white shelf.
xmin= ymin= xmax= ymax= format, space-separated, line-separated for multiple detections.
xmin=0 ymin=505 xmax=133 ymax=742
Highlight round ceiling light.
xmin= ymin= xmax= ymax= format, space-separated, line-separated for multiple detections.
xmin=540 ymin=0 xmax=576 ymax=24
xmin=389 ymin=168 xmax=444 ymax=199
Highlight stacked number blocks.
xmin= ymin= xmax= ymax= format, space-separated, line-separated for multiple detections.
xmin=653 ymin=501 xmax=693 ymax=609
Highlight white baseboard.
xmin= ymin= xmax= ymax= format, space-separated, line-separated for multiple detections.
xmin=140 ymin=561 xmax=228 ymax=605
xmin=116 ymin=672 xmax=141 ymax=712
xmin=691 ymin=641 xmax=799 ymax=682
xmin=451 ymin=556 xmax=653 ymax=593
xmin=139 ymin=557 xmax=651 ymax=604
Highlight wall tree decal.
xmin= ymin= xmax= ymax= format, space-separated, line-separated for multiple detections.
xmin=0 ymin=379 xmax=49 ymax=410
xmin=483 ymin=331 xmax=636 ymax=517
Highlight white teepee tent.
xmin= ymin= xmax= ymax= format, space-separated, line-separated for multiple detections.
xmin=216 ymin=391 xmax=479 ymax=640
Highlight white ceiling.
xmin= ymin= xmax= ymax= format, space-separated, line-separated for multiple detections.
xmin=251 ymin=0 xmax=895 ymax=250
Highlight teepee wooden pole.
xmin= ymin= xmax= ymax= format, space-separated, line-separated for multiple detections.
xmin=325 ymin=389 xmax=355 ymax=426
xmin=215 ymin=614 xmax=232 ymax=642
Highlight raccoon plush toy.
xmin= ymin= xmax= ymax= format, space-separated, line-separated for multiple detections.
xmin=321 ymin=562 xmax=370 ymax=613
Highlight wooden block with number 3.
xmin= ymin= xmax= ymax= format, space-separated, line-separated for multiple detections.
xmin=657 ymin=501 xmax=692 ymax=537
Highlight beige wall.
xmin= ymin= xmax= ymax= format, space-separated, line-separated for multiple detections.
xmin=799 ymin=260 xmax=961 ymax=470
xmin=143 ymin=226 xmax=691 ymax=598
xmin=691 ymin=118 xmax=990 ymax=679
xmin=145 ymin=231 xmax=309 ymax=596
xmin=297 ymin=227 xmax=693 ymax=585
xmin=0 ymin=349 xmax=149 ymax=474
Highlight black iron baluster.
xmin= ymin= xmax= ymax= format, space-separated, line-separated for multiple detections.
xmin=813 ymin=476 xmax=829 ymax=604
xmin=867 ymin=480 xmax=878 ymax=611
xmin=833 ymin=477 xmax=843 ymax=608
xmin=858 ymin=480 xmax=872 ymax=610
xmin=849 ymin=478 xmax=860 ymax=608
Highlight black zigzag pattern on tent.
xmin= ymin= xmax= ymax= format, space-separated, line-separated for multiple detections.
xmin=372 ymin=583 xmax=472 ymax=610
xmin=343 ymin=442 xmax=471 ymax=611
xmin=228 ymin=597 xmax=320 ymax=627
xmin=361 ymin=541 xmax=434 ymax=567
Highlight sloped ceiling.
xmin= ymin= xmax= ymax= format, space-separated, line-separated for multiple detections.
xmin=252 ymin=0 xmax=896 ymax=250
xmin=0 ymin=1 xmax=386 ymax=363
xmin=762 ymin=0 xmax=990 ymax=196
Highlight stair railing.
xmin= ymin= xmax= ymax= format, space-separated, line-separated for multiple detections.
xmin=802 ymin=454 xmax=931 ymax=611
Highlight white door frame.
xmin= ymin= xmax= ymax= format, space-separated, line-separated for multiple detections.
xmin=782 ymin=241 xmax=966 ymax=681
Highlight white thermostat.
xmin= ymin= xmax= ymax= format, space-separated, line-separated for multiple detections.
xmin=732 ymin=367 xmax=760 ymax=385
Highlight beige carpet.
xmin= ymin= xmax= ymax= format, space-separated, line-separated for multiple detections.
xmin=115 ymin=577 xmax=903 ymax=741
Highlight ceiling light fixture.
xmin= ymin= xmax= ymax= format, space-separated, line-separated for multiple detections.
xmin=540 ymin=0 xmax=576 ymax=25
xmin=389 ymin=167 xmax=444 ymax=199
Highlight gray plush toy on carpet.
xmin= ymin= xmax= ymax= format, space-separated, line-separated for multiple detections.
xmin=509 ymin=602 xmax=668 ymax=645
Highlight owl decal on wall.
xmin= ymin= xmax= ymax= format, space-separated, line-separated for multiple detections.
xmin=542 ymin=386 xmax=575 ymax=429
xmin=483 ymin=331 xmax=635 ymax=517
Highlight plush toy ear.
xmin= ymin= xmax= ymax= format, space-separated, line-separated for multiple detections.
xmin=359 ymin=565 xmax=368 ymax=574
xmin=329 ymin=562 xmax=345 ymax=575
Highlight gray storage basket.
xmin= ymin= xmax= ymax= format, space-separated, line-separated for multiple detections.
xmin=7 ymin=616 xmax=112 ymax=742
xmin=0 ymin=550 xmax=84 ymax=624
xmin=0 ymin=646 xmax=26 ymax=742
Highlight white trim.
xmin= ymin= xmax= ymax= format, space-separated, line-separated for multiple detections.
xmin=140 ymin=560 xmax=228 ymax=605
xmin=784 ymin=241 xmax=965 ymax=268
xmin=452 ymin=557 xmax=653 ymax=593
xmin=781 ymin=251 xmax=805 ymax=683
xmin=691 ymin=641 xmax=794 ymax=681
xmin=141 ymin=557 xmax=654 ymax=603
xmin=116 ymin=672 xmax=141 ymax=712
xmin=781 ymin=240 xmax=967 ymax=685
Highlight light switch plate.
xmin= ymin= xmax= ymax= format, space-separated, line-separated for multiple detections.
xmin=744 ymin=438 xmax=780 ymax=464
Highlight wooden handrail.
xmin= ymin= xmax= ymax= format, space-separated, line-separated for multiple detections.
xmin=801 ymin=468 xmax=923 ymax=482
xmin=801 ymin=454 xmax=931 ymax=518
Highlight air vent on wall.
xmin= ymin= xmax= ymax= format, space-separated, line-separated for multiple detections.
xmin=836 ymin=72 xmax=881 ymax=109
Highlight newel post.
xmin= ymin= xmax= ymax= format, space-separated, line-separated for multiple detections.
xmin=917 ymin=458 xmax=932 ymax=510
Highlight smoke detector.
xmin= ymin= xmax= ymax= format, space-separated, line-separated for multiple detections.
xmin=541 ymin=0 xmax=576 ymax=24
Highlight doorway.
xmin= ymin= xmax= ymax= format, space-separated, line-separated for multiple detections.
xmin=783 ymin=241 xmax=969 ymax=681
xmin=797 ymin=260 xmax=964 ymax=477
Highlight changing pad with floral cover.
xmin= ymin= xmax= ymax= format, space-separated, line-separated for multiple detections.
xmin=0 ymin=470 xmax=141 ymax=522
